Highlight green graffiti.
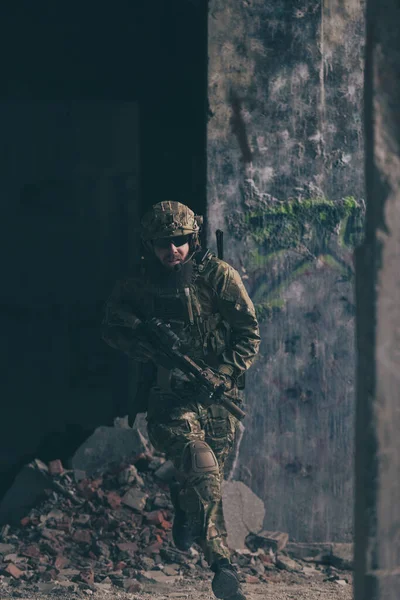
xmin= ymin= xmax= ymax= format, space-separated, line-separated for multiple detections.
xmin=233 ymin=196 xmax=365 ymax=322
xmin=254 ymin=299 xmax=285 ymax=322
xmin=229 ymin=196 xmax=364 ymax=253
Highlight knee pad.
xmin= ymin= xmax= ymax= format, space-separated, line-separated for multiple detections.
xmin=181 ymin=440 xmax=219 ymax=478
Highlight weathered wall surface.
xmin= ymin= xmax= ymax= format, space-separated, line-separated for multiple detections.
xmin=208 ymin=0 xmax=365 ymax=541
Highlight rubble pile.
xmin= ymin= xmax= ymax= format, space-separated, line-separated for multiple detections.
xmin=0 ymin=453 xmax=351 ymax=596
xmin=0 ymin=454 xmax=201 ymax=595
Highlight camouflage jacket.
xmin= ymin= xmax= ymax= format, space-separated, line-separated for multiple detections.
xmin=102 ymin=250 xmax=260 ymax=385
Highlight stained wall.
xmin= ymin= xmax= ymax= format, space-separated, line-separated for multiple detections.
xmin=208 ymin=0 xmax=365 ymax=541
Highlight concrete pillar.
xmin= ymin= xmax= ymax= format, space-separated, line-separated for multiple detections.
xmin=355 ymin=0 xmax=400 ymax=597
xmin=208 ymin=0 xmax=364 ymax=542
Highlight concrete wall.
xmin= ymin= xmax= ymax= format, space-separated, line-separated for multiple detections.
xmin=208 ymin=0 xmax=365 ymax=541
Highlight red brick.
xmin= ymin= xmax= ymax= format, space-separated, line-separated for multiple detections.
xmin=106 ymin=491 xmax=121 ymax=510
xmin=48 ymin=459 xmax=64 ymax=475
xmin=5 ymin=563 xmax=23 ymax=579
xmin=114 ymin=561 xmax=127 ymax=571
xmin=259 ymin=553 xmax=274 ymax=564
xmin=246 ymin=575 xmax=260 ymax=584
xmin=20 ymin=517 xmax=30 ymax=527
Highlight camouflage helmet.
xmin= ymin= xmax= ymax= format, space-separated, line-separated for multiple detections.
xmin=140 ymin=201 xmax=203 ymax=242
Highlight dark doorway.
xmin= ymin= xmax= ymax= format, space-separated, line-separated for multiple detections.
xmin=0 ymin=1 xmax=208 ymax=498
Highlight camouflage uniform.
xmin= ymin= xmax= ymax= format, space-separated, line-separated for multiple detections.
xmin=102 ymin=202 xmax=260 ymax=568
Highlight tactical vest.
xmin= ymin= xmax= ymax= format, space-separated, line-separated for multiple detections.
xmin=136 ymin=249 xmax=230 ymax=371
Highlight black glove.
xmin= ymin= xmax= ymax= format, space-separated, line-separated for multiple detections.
xmin=197 ymin=368 xmax=234 ymax=407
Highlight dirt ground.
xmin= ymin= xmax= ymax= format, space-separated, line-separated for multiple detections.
xmin=0 ymin=568 xmax=353 ymax=600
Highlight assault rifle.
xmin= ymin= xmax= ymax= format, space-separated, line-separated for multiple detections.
xmin=127 ymin=314 xmax=246 ymax=421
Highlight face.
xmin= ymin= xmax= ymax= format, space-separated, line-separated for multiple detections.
xmin=152 ymin=235 xmax=191 ymax=269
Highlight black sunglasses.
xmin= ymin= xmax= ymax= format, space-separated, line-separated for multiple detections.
xmin=153 ymin=235 xmax=190 ymax=249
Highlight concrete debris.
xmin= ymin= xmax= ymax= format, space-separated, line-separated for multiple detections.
xmin=0 ymin=544 xmax=15 ymax=555
xmin=285 ymin=541 xmax=333 ymax=562
xmin=71 ymin=424 xmax=150 ymax=477
xmin=221 ymin=480 xmax=265 ymax=550
xmin=276 ymin=554 xmax=303 ymax=572
xmin=245 ymin=530 xmax=289 ymax=553
xmin=154 ymin=460 xmax=176 ymax=483
xmin=121 ymin=488 xmax=148 ymax=512
xmin=330 ymin=543 xmax=354 ymax=570
xmin=285 ymin=542 xmax=353 ymax=570
xmin=0 ymin=460 xmax=53 ymax=525
xmin=4 ymin=563 xmax=23 ymax=579
xmin=0 ymin=448 xmax=353 ymax=597
xmin=117 ymin=465 xmax=139 ymax=486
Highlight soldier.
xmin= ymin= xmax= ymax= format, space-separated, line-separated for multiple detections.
xmin=102 ymin=201 xmax=260 ymax=600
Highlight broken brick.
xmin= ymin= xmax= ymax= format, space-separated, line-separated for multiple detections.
xmin=79 ymin=568 xmax=94 ymax=586
xmin=145 ymin=510 xmax=165 ymax=526
xmin=259 ymin=552 xmax=274 ymax=565
xmin=56 ymin=518 xmax=72 ymax=532
xmin=106 ymin=491 xmax=121 ymax=510
xmin=21 ymin=545 xmax=41 ymax=558
xmin=246 ymin=575 xmax=261 ymax=584
xmin=48 ymin=460 xmax=64 ymax=476
xmin=117 ymin=542 xmax=139 ymax=554
xmin=77 ymin=478 xmax=102 ymax=500
xmin=75 ymin=514 xmax=91 ymax=526
xmin=54 ymin=555 xmax=70 ymax=570
xmin=5 ymin=563 xmax=23 ymax=579
xmin=72 ymin=530 xmax=92 ymax=544
xmin=143 ymin=541 xmax=163 ymax=555
xmin=245 ymin=530 xmax=289 ymax=553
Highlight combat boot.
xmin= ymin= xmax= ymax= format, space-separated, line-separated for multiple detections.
xmin=169 ymin=482 xmax=195 ymax=552
xmin=211 ymin=558 xmax=246 ymax=600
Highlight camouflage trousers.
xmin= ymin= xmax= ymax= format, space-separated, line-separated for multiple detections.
xmin=146 ymin=387 xmax=239 ymax=566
